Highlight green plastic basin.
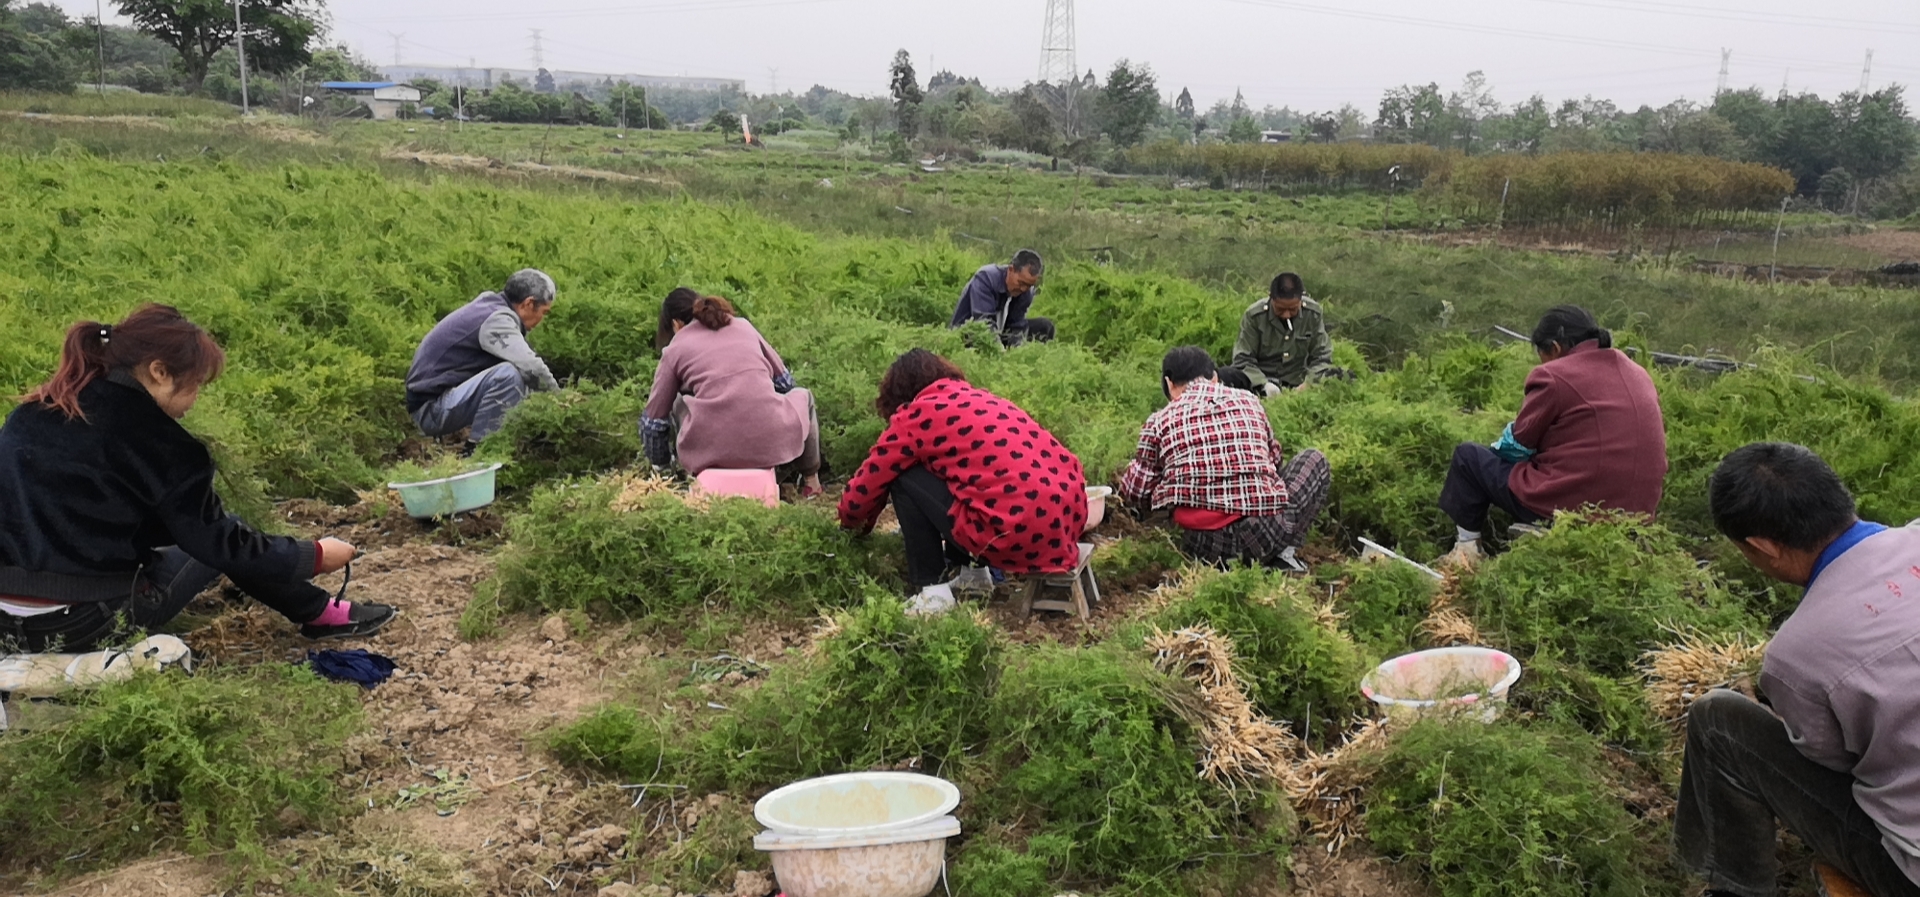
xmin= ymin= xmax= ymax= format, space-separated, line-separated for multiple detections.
xmin=388 ymin=463 xmax=503 ymax=518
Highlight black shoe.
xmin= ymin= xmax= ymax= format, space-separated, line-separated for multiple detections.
xmin=459 ymin=441 xmax=480 ymax=458
xmin=300 ymin=603 xmax=398 ymax=640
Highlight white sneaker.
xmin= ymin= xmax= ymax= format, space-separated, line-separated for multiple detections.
xmin=1437 ymin=540 xmax=1484 ymax=571
xmin=1275 ymin=548 xmax=1308 ymax=573
xmin=946 ymin=566 xmax=995 ymax=594
xmin=905 ymin=584 xmax=956 ymax=617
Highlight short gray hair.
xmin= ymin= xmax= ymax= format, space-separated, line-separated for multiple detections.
xmin=504 ymin=268 xmax=557 ymax=306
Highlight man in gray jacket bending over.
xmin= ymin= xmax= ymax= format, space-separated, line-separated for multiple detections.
xmin=405 ymin=269 xmax=561 ymax=452
xmin=1677 ymin=442 xmax=1920 ymax=897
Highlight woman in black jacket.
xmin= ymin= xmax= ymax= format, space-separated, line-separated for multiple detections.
xmin=0 ymin=305 xmax=393 ymax=653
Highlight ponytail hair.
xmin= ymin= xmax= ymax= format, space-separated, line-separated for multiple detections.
xmin=691 ymin=295 xmax=735 ymax=331
xmin=655 ymin=289 xmax=737 ymax=349
xmin=23 ymin=304 xmax=225 ymax=420
xmin=1530 ymin=304 xmax=1611 ymax=355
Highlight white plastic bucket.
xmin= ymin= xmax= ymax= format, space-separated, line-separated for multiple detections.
xmin=1361 ymin=646 xmax=1522 ymax=723
xmin=753 ymin=772 xmax=962 ymax=897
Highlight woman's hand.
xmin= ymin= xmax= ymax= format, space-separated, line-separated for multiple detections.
xmin=316 ymin=537 xmax=357 ymax=574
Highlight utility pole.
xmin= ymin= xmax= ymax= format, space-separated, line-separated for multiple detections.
xmin=92 ymin=0 xmax=106 ymax=97
xmin=529 ymin=29 xmax=544 ymax=70
xmin=232 ymin=0 xmax=250 ymax=114
xmin=1779 ymin=69 xmax=1789 ymax=99
xmin=1860 ymin=49 xmax=1874 ymax=93
xmin=1038 ymin=0 xmax=1077 ymax=85
xmin=1715 ymin=48 xmax=1730 ymax=95
xmin=767 ymin=67 xmax=778 ymax=94
xmin=390 ymin=33 xmax=404 ymax=67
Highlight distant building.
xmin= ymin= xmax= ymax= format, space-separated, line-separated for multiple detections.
xmin=1259 ymin=130 xmax=1293 ymax=144
xmin=381 ymin=65 xmax=743 ymax=93
xmin=321 ymin=81 xmax=424 ymax=120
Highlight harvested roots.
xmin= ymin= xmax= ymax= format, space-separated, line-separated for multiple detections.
xmin=606 ymin=471 xmax=695 ymax=513
xmin=1420 ymin=606 xmax=1483 ymax=647
xmin=1643 ymin=632 xmax=1767 ymax=723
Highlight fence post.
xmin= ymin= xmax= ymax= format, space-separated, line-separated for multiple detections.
xmin=1769 ymin=195 xmax=1789 ymax=285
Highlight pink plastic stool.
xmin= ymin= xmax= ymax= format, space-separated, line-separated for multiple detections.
xmin=692 ymin=468 xmax=780 ymax=508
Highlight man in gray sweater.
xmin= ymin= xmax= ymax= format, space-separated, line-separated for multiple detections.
xmin=1678 ymin=442 xmax=1920 ymax=897
xmin=405 ymin=269 xmax=562 ymax=451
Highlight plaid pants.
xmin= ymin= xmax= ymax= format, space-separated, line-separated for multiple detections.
xmin=1181 ymin=449 xmax=1331 ymax=565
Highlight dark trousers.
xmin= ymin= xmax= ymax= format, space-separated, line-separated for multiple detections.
xmin=894 ymin=465 xmax=973 ymax=587
xmin=1004 ymin=317 xmax=1055 ymax=346
xmin=1675 ymin=690 xmax=1920 ymax=897
xmin=0 ymin=547 xmax=329 ymax=654
xmin=1437 ymin=442 xmax=1545 ymax=533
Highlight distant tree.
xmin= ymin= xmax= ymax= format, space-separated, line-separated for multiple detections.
xmin=707 ymin=108 xmax=741 ymax=139
xmin=1495 ymin=94 xmax=1551 ymax=153
xmin=995 ymin=83 xmax=1056 ymax=154
xmin=1445 ymin=70 xmax=1500 ymax=151
xmin=1710 ymin=87 xmax=1777 ymax=158
xmin=1226 ymin=114 xmax=1260 ymax=143
xmin=112 ymin=0 xmax=322 ymax=94
xmin=534 ymin=67 xmax=555 ymax=93
xmin=1376 ymin=82 xmax=1445 ymax=146
xmin=855 ymin=95 xmax=890 ymax=144
xmin=299 ymin=45 xmax=377 ymax=83
xmin=0 ymin=0 xmax=77 ymax=91
xmin=926 ymin=68 xmax=960 ymax=90
xmin=1333 ymin=102 xmax=1368 ymax=140
xmin=1770 ymin=92 xmax=1838 ymax=193
xmin=606 ymin=82 xmax=667 ymax=129
xmin=1834 ymin=87 xmax=1917 ymax=187
xmin=888 ymin=49 xmax=922 ymax=140
xmin=14 ymin=1 xmax=65 ymax=34
xmin=1174 ymin=86 xmax=1194 ymax=122
xmin=1095 ymin=58 xmax=1158 ymax=147
xmin=1304 ymin=110 xmax=1338 ymax=143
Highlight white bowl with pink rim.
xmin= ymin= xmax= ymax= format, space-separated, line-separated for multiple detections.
xmin=1361 ymin=646 xmax=1523 ymax=723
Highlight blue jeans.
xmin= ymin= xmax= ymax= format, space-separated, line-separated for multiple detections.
xmin=412 ymin=362 xmax=529 ymax=442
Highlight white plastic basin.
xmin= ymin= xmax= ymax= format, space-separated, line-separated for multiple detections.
xmin=753 ymin=772 xmax=962 ymax=897
xmin=1361 ymin=646 xmax=1523 ymax=723
xmin=1085 ymin=485 xmax=1113 ymax=531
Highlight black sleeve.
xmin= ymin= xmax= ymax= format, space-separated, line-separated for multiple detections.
xmin=158 ymin=466 xmax=317 ymax=583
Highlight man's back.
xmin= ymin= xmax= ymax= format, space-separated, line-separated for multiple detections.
xmin=1765 ymin=523 xmax=1920 ymax=879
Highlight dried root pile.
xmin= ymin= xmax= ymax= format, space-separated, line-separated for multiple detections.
xmin=1419 ymin=576 xmax=1484 ymax=647
xmin=606 ymin=471 xmax=697 ymax=513
xmin=1146 ymin=625 xmax=1392 ymax=856
xmin=1642 ymin=632 xmax=1767 ymax=724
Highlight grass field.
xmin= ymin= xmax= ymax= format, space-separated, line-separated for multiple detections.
xmin=0 ymin=105 xmax=1911 ymax=897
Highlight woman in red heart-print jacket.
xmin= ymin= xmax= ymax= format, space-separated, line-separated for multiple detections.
xmin=838 ymin=349 xmax=1088 ymax=593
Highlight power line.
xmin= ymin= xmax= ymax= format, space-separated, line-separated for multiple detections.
xmin=1531 ymin=0 xmax=1920 ymax=36
xmin=350 ymin=0 xmax=856 ymax=25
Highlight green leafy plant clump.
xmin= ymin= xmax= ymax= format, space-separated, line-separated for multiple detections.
xmin=1460 ymin=510 xmax=1756 ymax=677
xmin=1332 ymin=557 xmax=1440 ymax=661
xmin=1152 ymin=565 xmax=1369 ymax=742
xmin=0 ymin=666 xmax=362 ymax=872
xmin=1366 ymin=720 xmax=1658 ymax=897
xmin=479 ymin=478 xmax=899 ymax=625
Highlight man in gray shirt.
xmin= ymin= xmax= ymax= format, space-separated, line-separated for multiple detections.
xmin=404 ymin=269 xmax=562 ymax=452
xmin=1678 ymin=442 xmax=1920 ymax=897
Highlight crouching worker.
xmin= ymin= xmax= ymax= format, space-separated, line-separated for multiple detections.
xmin=1676 ymin=443 xmax=1920 ymax=897
xmin=838 ymin=349 xmax=1087 ymax=614
xmin=405 ymin=269 xmax=561 ymax=453
xmin=949 ymin=249 xmax=1053 ymax=347
xmin=1119 ymin=346 xmax=1330 ymax=572
xmin=0 ymin=306 xmax=390 ymax=654
xmin=642 ymin=289 xmax=822 ymax=497
xmin=1437 ymin=305 xmax=1667 ymax=567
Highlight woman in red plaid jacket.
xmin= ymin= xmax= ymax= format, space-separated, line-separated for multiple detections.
xmin=838 ymin=349 xmax=1088 ymax=612
xmin=1118 ymin=346 xmax=1331 ymax=571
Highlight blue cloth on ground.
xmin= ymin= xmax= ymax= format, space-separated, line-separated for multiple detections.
xmin=308 ymin=649 xmax=397 ymax=689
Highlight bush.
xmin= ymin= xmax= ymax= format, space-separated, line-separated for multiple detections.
xmin=482 ymin=478 xmax=898 ymax=623
xmin=479 ymin=380 xmax=645 ymax=490
xmin=0 ymin=666 xmax=361 ymax=871
xmin=981 ymin=643 xmax=1293 ymax=893
xmin=947 ymin=834 xmax=1053 ymax=897
xmin=1365 ymin=720 xmax=1654 ymax=897
xmin=1333 ymin=557 xmax=1438 ymax=660
xmin=1510 ymin=651 xmax=1667 ymax=753
xmin=698 ymin=593 xmax=1001 ymax=788
xmin=1459 ymin=511 xmax=1754 ymax=677
xmin=1153 ymin=565 xmax=1368 ymax=742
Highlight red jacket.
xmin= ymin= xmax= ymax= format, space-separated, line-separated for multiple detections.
xmin=839 ymin=379 xmax=1088 ymax=575
xmin=1508 ymin=341 xmax=1668 ymax=517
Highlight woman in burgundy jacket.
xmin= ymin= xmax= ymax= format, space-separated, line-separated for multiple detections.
xmin=1437 ymin=305 xmax=1668 ymax=567
xmin=838 ymin=349 xmax=1088 ymax=613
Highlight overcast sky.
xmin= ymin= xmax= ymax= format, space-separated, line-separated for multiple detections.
xmin=57 ymin=0 xmax=1920 ymax=112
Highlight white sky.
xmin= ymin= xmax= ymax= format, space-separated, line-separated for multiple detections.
xmin=56 ymin=0 xmax=1920 ymax=112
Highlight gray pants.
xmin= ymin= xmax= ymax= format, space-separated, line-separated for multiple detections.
xmin=1675 ymin=689 xmax=1920 ymax=897
xmin=412 ymin=362 xmax=528 ymax=442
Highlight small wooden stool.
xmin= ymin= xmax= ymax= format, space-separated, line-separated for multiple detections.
xmin=1814 ymin=862 xmax=1872 ymax=897
xmin=1016 ymin=542 xmax=1099 ymax=622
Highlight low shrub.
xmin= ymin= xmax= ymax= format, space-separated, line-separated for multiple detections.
xmin=1333 ymin=557 xmax=1439 ymax=660
xmin=479 ymin=380 xmax=645 ymax=491
xmin=1153 ymin=565 xmax=1368 ymax=742
xmin=482 ymin=478 xmax=898 ymax=623
xmin=698 ymin=593 xmax=1002 ymax=788
xmin=1510 ymin=652 xmax=1668 ymax=753
xmin=947 ymin=833 xmax=1053 ymax=897
xmin=1460 ymin=511 xmax=1754 ymax=678
xmin=0 ymin=666 xmax=361 ymax=872
xmin=1364 ymin=720 xmax=1654 ymax=897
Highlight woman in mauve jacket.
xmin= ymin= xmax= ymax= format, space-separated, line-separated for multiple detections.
xmin=0 ymin=304 xmax=390 ymax=653
xmin=838 ymin=349 xmax=1087 ymax=613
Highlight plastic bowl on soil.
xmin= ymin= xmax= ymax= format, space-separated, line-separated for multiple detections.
xmin=1085 ymin=485 xmax=1113 ymax=531
xmin=388 ymin=463 xmax=504 ymax=518
xmin=753 ymin=772 xmax=962 ymax=897
xmin=1361 ymin=646 xmax=1523 ymax=723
